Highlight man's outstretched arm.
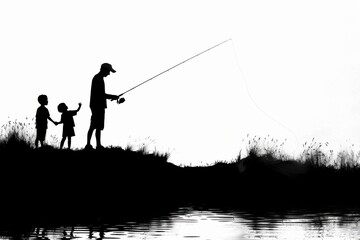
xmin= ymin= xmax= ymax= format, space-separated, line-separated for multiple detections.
xmin=105 ymin=93 xmax=118 ymax=101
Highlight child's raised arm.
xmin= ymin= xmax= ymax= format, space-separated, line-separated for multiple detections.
xmin=77 ymin=103 xmax=82 ymax=112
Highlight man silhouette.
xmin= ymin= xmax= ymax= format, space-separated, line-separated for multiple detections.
xmin=85 ymin=63 xmax=125 ymax=150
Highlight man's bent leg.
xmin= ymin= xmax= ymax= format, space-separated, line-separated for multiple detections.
xmin=86 ymin=126 xmax=95 ymax=149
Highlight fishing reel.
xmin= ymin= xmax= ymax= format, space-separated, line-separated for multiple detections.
xmin=117 ymin=97 xmax=125 ymax=104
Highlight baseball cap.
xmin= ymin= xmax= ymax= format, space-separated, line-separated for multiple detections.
xmin=101 ymin=63 xmax=116 ymax=73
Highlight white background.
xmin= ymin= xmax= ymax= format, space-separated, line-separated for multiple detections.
xmin=1 ymin=1 xmax=360 ymax=166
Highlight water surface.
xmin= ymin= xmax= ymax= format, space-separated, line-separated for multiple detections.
xmin=2 ymin=206 xmax=360 ymax=240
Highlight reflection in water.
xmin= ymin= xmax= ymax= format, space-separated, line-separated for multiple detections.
xmin=1 ymin=207 xmax=360 ymax=240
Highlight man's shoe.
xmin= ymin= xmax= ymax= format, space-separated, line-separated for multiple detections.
xmin=85 ymin=144 xmax=94 ymax=150
xmin=96 ymin=145 xmax=105 ymax=150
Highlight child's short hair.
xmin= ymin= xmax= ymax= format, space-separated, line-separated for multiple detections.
xmin=38 ymin=95 xmax=47 ymax=105
xmin=58 ymin=103 xmax=67 ymax=113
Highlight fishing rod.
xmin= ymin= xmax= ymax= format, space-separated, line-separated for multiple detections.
xmin=115 ymin=38 xmax=232 ymax=102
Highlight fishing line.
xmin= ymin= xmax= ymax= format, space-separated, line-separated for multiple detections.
xmin=114 ymin=38 xmax=299 ymax=148
xmin=229 ymin=38 xmax=300 ymax=147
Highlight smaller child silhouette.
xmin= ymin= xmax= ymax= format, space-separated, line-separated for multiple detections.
xmin=57 ymin=102 xmax=82 ymax=150
xmin=35 ymin=94 xmax=57 ymax=148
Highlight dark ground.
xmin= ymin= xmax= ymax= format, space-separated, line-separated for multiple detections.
xmin=1 ymin=146 xmax=360 ymax=224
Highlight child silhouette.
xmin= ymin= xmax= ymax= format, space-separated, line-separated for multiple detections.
xmin=57 ymin=102 xmax=82 ymax=150
xmin=35 ymin=94 xmax=57 ymax=148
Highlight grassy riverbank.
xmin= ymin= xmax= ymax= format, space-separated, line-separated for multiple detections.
xmin=2 ymin=123 xmax=360 ymax=222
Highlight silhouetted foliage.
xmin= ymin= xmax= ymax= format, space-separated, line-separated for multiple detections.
xmin=1 ymin=123 xmax=360 ymax=221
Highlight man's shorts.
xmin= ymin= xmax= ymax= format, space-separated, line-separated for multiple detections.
xmin=90 ymin=108 xmax=105 ymax=130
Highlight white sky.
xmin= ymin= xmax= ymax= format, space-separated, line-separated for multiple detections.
xmin=1 ymin=0 xmax=360 ymax=166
